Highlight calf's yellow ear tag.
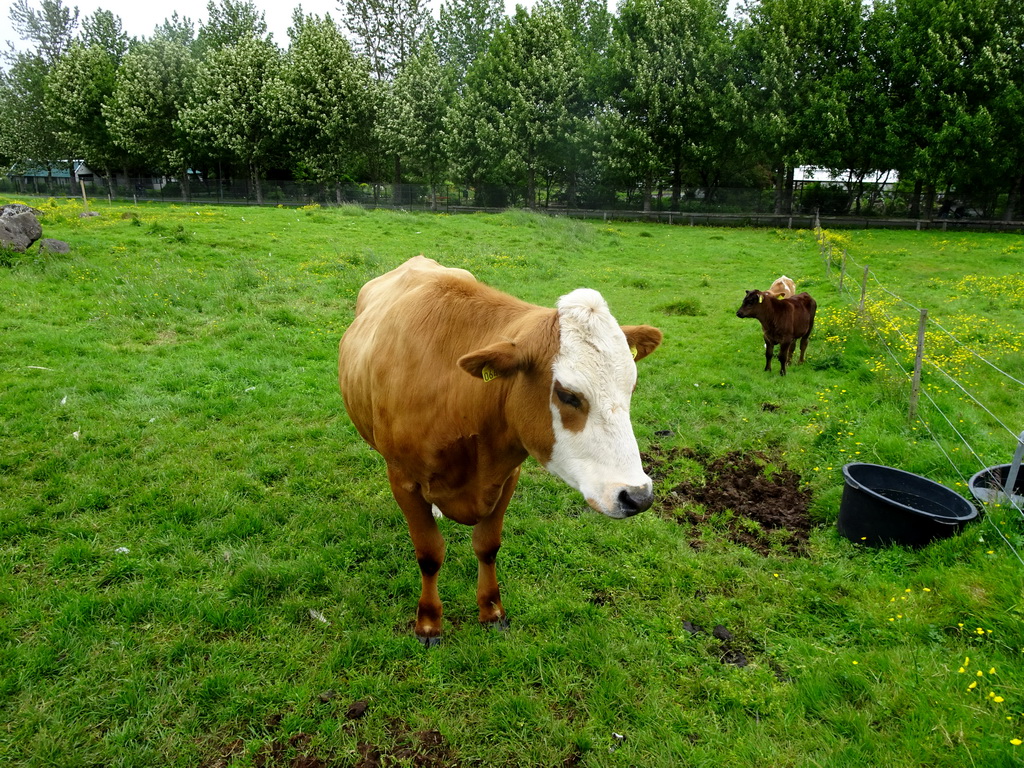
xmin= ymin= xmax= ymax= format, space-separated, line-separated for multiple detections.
xmin=482 ymin=365 xmax=498 ymax=382
xmin=630 ymin=346 xmax=638 ymax=360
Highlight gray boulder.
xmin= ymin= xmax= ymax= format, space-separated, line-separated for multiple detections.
xmin=38 ymin=238 xmax=71 ymax=254
xmin=0 ymin=203 xmax=42 ymax=217
xmin=0 ymin=206 xmax=43 ymax=252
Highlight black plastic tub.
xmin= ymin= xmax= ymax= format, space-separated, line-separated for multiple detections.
xmin=838 ymin=463 xmax=978 ymax=547
xmin=968 ymin=464 xmax=1024 ymax=508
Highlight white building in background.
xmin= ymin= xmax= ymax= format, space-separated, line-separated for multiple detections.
xmin=794 ymin=167 xmax=900 ymax=186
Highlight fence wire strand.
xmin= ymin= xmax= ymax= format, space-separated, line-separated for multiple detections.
xmin=819 ymin=232 xmax=1023 ymax=562
xmin=923 ymin=357 xmax=1022 ymax=442
xmin=914 ymin=395 xmax=1024 ymax=565
xmin=927 ymin=316 xmax=1024 ymax=389
xmin=844 ymin=248 xmax=1024 ymax=391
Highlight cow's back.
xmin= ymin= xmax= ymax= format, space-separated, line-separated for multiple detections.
xmin=792 ymin=291 xmax=817 ymax=319
xmin=338 ymin=256 xmax=542 ymax=458
xmin=352 ymin=255 xmax=475 ymax=319
xmin=786 ymin=292 xmax=816 ymax=335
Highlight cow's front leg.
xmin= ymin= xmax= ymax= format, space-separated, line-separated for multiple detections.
xmin=778 ymin=340 xmax=794 ymax=376
xmin=473 ymin=469 xmax=518 ymax=629
xmin=388 ymin=467 xmax=446 ymax=646
xmin=763 ymin=339 xmax=774 ymax=372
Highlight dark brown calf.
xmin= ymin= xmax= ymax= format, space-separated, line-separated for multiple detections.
xmin=736 ymin=290 xmax=817 ymax=376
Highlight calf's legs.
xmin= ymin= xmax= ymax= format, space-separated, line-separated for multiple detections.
xmin=765 ymin=336 xmax=806 ymax=376
xmin=797 ymin=332 xmax=810 ymax=364
xmin=778 ymin=340 xmax=795 ymax=376
xmin=763 ymin=339 xmax=775 ymax=372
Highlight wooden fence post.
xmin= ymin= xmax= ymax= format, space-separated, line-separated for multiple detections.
xmin=839 ymin=249 xmax=847 ymax=292
xmin=909 ymin=309 xmax=928 ymax=422
xmin=859 ymin=266 xmax=869 ymax=313
xmin=80 ymin=179 xmax=89 ymax=212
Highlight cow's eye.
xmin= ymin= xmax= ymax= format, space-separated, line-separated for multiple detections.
xmin=556 ymin=389 xmax=582 ymax=409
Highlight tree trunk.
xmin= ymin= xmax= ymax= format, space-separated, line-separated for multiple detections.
xmin=774 ymin=166 xmax=795 ymax=215
xmin=910 ymin=179 xmax=922 ymax=219
xmin=251 ymin=161 xmax=263 ymax=205
xmin=643 ymin=171 xmax=653 ymax=213
xmin=773 ymin=166 xmax=785 ymax=215
xmin=181 ymin=165 xmax=191 ymax=203
xmin=923 ymin=182 xmax=935 ymax=220
xmin=867 ymin=171 xmax=890 ymax=214
xmin=671 ymin=153 xmax=682 ymax=211
xmin=699 ymin=169 xmax=713 ymax=205
xmin=527 ymin=165 xmax=536 ymax=209
xmin=1004 ymin=171 xmax=1023 ymax=221
xmin=784 ymin=166 xmax=795 ymax=214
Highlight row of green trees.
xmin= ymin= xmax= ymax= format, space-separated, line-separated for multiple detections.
xmin=2 ymin=0 xmax=1022 ymax=217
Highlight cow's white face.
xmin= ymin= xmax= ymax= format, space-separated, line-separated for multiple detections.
xmin=545 ymin=289 xmax=654 ymax=518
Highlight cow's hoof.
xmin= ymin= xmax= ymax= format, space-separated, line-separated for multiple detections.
xmin=483 ymin=616 xmax=510 ymax=631
xmin=417 ymin=635 xmax=442 ymax=648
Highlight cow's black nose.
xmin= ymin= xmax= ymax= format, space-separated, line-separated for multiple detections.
xmin=618 ymin=487 xmax=653 ymax=516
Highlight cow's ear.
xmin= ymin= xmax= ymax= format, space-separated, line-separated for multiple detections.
xmin=621 ymin=325 xmax=663 ymax=362
xmin=458 ymin=341 xmax=521 ymax=380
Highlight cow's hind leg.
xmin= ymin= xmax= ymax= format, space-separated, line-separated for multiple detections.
xmin=473 ymin=468 xmax=520 ymax=629
xmin=797 ymin=332 xmax=810 ymax=364
xmin=387 ymin=466 xmax=446 ymax=646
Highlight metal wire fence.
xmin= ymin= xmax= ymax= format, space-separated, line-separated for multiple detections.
xmin=816 ymin=229 xmax=1024 ymax=563
xmin=4 ymin=176 xmax=1022 ymax=232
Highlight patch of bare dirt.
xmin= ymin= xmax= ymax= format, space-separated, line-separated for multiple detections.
xmin=199 ymin=697 xmax=375 ymax=768
xmin=356 ymin=720 xmax=459 ymax=768
xmin=643 ymin=446 xmax=813 ymax=555
xmin=681 ymin=620 xmax=791 ymax=679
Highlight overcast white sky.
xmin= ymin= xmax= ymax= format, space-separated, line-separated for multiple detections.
xmin=0 ymin=1 xmax=538 ymax=54
xmin=2 ymin=0 xmax=741 ymax=57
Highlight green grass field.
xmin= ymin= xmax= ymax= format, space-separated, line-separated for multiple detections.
xmin=1 ymin=198 xmax=1023 ymax=767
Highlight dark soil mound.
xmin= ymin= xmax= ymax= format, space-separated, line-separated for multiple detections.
xmin=644 ymin=446 xmax=813 ymax=555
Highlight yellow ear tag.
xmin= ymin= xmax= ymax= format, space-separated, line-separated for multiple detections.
xmin=630 ymin=346 xmax=638 ymax=360
xmin=482 ymin=365 xmax=498 ymax=382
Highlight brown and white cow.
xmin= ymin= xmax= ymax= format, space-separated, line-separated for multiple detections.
xmin=735 ymin=289 xmax=817 ymax=376
xmin=338 ymin=256 xmax=662 ymax=645
xmin=765 ymin=275 xmax=796 ymax=299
